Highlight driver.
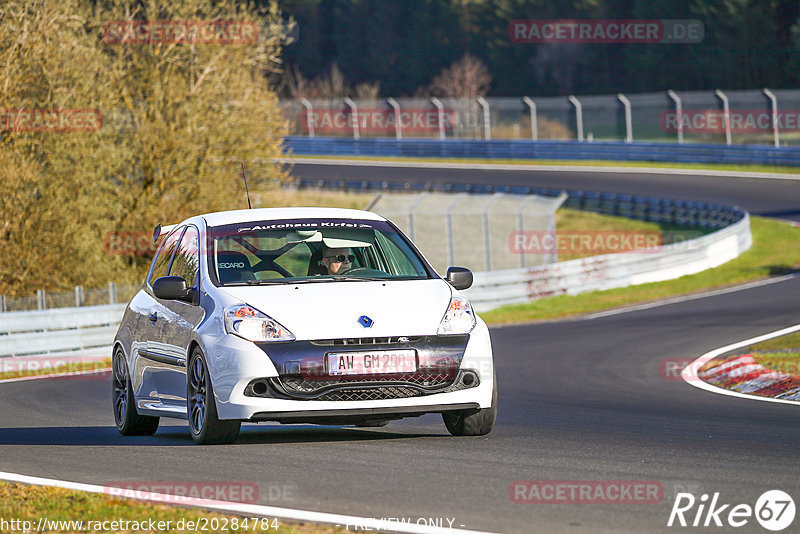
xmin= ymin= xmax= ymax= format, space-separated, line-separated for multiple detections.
xmin=320 ymin=246 xmax=355 ymax=275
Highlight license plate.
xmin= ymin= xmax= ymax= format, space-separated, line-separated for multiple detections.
xmin=327 ymin=350 xmax=416 ymax=376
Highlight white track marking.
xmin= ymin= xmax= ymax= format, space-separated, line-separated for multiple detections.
xmin=0 ymin=471 xmax=498 ymax=534
xmin=579 ymin=273 xmax=799 ymax=320
xmin=487 ymin=273 xmax=798 ymax=328
xmin=682 ymin=324 xmax=800 ymax=405
xmin=281 ymin=157 xmax=800 ymax=181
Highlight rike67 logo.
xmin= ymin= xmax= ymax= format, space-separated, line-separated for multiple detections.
xmin=668 ymin=490 xmax=795 ymax=531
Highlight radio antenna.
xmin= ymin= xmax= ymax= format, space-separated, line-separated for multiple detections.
xmin=240 ymin=163 xmax=252 ymax=209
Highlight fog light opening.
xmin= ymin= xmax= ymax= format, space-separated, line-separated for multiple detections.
xmin=462 ymin=373 xmax=475 ymax=386
xmin=252 ymin=380 xmax=268 ymax=396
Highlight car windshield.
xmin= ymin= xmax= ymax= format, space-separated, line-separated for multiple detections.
xmin=208 ymin=218 xmax=433 ymax=285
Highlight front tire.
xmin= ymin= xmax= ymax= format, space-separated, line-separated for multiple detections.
xmin=188 ymin=348 xmax=240 ymax=445
xmin=112 ymin=348 xmax=159 ymax=436
xmin=442 ymin=372 xmax=497 ymax=436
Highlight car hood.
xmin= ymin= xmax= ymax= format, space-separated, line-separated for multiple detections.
xmin=217 ymin=279 xmax=454 ymax=340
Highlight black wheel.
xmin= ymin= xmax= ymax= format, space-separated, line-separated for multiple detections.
xmin=442 ymin=372 xmax=497 ymax=436
xmin=112 ymin=348 xmax=159 ymax=436
xmin=188 ymin=348 xmax=240 ymax=445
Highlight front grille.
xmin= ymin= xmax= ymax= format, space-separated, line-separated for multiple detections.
xmin=310 ymin=336 xmax=423 ymax=347
xmin=247 ymin=370 xmax=479 ymax=401
xmin=316 ymin=386 xmax=423 ymax=402
xmin=280 ymin=372 xmax=456 ymax=395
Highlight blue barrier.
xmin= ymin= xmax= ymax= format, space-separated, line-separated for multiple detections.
xmin=297 ymin=178 xmax=745 ymax=230
xmin=284 ymin=136 xmax=800 ymax=167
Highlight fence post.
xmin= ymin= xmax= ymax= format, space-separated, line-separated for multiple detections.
xmin=407 ymin=193 xmax=428 ymax=241
xmin=714 ymin=89 xmax=732 ymax=145
xmin=75 ymin=286 xmax=83 ymax=307
xmin=568 ymin=95 xmax=584 ymax=141
xmin=37 ymin=289 xmax=46 ymax=310
xmin=430 ymin=97 xmax=446 ymax=140
xmin=300 ymin=98 xmax=314 ymax=137
xmin=0 ymin=295 xmax=6 ymax=313
xmin=477 ymin=97 xmax=491 ymax=140
xmin=522 ymin=96 xmax=537 ymax=140
xmin=109 ymin=281 xmax=117 ymax=305
xmin=445 ymin=194 xmax=467 ymax=267
xmin=516 ymin=195 xmax=542 ymax=268
xmin=386 ymin=97 xmax=402 ymax=140
xmin=667 ymin=89 xmax=683 ymax=144
xmin=344 ymin=97 xmax=360 ymax=140
xmin=763 ymin=88 xmax=780 ymax=148
xmin=483 ymin=193 xmax=503 ymax=271
xmin=617 ymin=93 xmax=633 ymax=143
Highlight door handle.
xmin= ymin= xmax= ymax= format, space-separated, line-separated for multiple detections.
xmin=149 ymin=312 xmax=158 ymax=323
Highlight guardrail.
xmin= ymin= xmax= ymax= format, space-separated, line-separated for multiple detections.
xmin=0 ymin=304 xmax=125 ymax=358
xmin=297 ymin=178 xmax=751 ymax=312
xmin=297 ymin=178 xmax=745 ymax=230
xmin=285 ymin=136 xmax=800 ymax=167
xmin=465 ymin=215 xmax=750 ymax=311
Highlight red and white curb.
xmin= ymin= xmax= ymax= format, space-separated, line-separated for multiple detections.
xmin=682 ymin=323 xmax=800 ymax=405
xmin=0 ymin=471 xmax=495 ymax=534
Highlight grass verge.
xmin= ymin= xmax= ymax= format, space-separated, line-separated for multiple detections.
xmin=0 ymin=481 xmax=339 ymax=533
xmin=746 ymin=331 xmax=800 ymax=376
xmin=555 ymin=209 xmax=708 ymax=261
xmin=288 ymin=154 xmax=800 ymax=176
xmin=481 ymin=216 xmax=800 ymax=324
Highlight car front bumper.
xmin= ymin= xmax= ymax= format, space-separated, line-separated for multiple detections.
xmin=204 ymin=319 xmax=495 ymax=421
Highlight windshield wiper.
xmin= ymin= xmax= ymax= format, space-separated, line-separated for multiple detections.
xmin=330 ymin=276 xmax=386 ymax=282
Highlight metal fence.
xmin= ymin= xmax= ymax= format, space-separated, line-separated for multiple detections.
xmin=369 ymin=191 xmax=566 ymax=274
xmin=281 ymin=88 xmax=800 ymax=146
xmin=0 ymin=282 xmax=140 ymax=313
xmin=464 ymin=213 xmax=751 ymax=312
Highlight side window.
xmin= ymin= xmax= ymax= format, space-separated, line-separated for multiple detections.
xmin=170 ymin=226 xmax=200 ymax=287
xmin=148 ymin=227 xmax=184 ymax=286
xmin=375 ymin=232 xmax=421 ymax=275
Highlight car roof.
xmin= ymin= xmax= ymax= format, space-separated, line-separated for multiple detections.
xmin=199 ymin=207 xmax=387 ymax=227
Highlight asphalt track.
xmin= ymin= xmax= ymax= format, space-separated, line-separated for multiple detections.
xmin=1 ymin=163 xmax=799 ymax=533
xmin=290 ymin=161 xmax=800 ymax=221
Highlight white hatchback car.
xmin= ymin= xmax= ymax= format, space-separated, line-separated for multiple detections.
xmin=112 ymin=207 xmax=496 ymax=444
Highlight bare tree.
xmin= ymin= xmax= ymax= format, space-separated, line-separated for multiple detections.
xmin=429 ymin=54 xmax=491 ymax=98
xmin=282 ymin=63 xmax=380 ymax=100
xmin=354 ymin=81 xmax=381 ymax=100
xmin=284 ymin=64 xmax=311 ymax=99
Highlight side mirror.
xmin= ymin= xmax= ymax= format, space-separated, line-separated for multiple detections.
xmin=153 ymin=276 xmax=192 ymax=302
xmin=445 ymin=267 xmax=473 ymax=290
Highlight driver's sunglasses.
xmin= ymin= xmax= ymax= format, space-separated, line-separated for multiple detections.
xmin=325 ymin=254 xmax=355 ymax=263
